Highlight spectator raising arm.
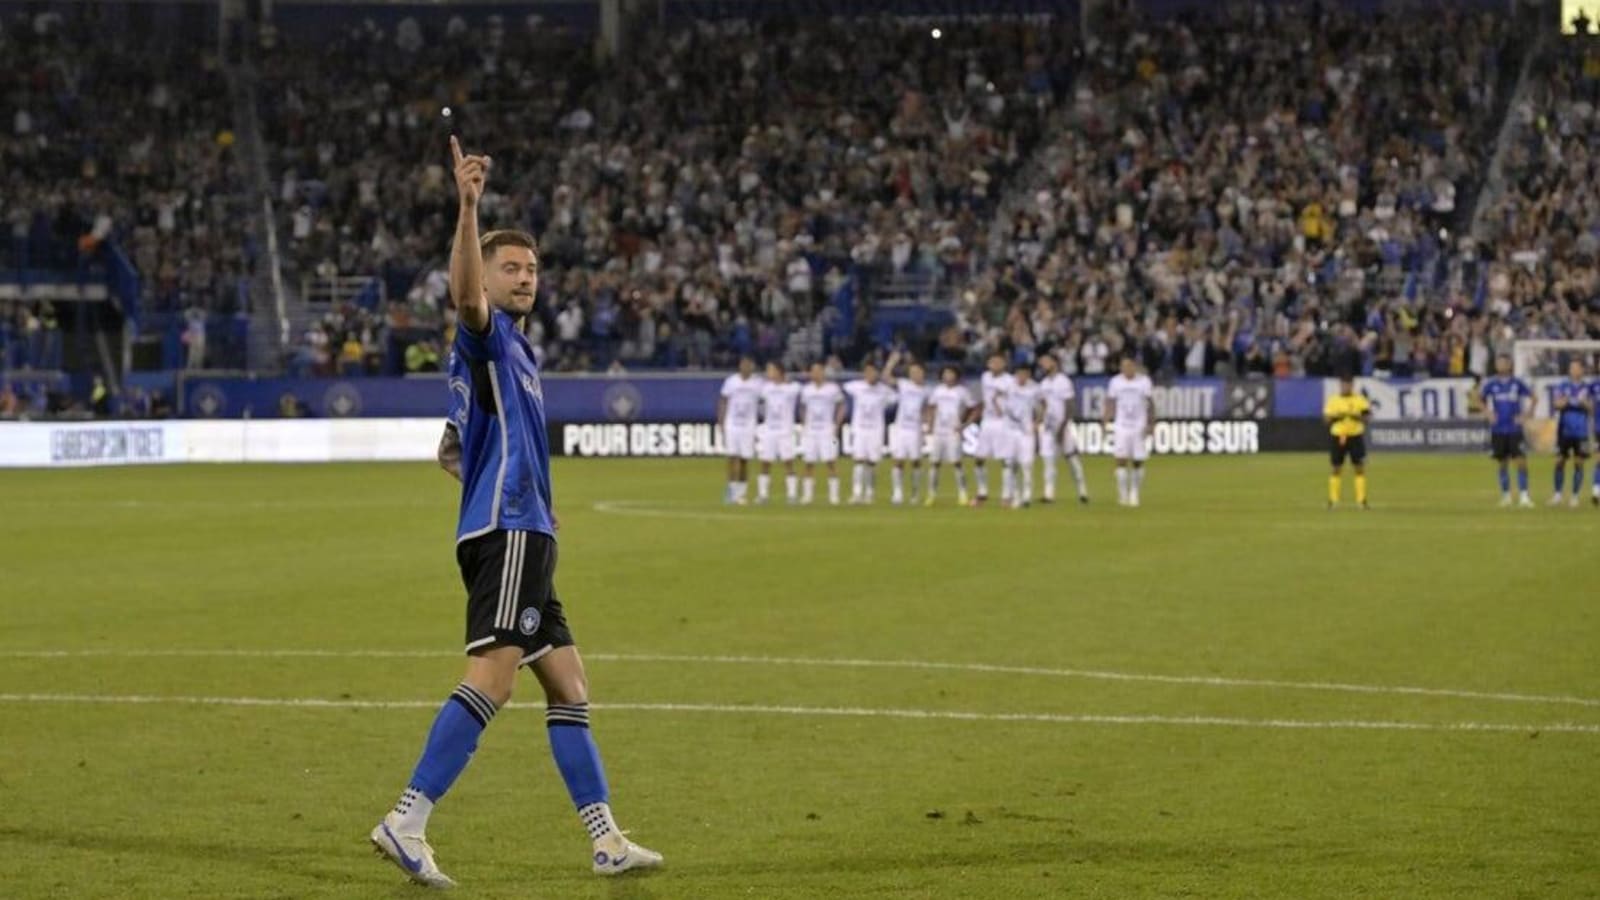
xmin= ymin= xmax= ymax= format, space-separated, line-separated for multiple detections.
xmin=449 ymin=136 xmax=492 ymax=335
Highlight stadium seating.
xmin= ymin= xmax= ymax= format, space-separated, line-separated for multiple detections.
xmin=4 ymin=0 xmax=1595 ymax=394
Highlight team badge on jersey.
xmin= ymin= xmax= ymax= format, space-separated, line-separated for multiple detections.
xmin=519 ymin=606 xmax=542 ymax=636
xmin=520 ymin=372 xmax=544 ymax=402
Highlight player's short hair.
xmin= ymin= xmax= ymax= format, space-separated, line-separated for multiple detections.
xmin=941 ymin=365 xmax=961 ymax=378
xmin=480 ymin=230 xmax=539 ymax=265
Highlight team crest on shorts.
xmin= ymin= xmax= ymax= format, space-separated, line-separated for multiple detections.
xmin=519 ymin=607 xmax=541 ymax=636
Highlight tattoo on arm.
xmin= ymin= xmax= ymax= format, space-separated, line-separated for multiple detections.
xmin=439 ymin=424 xmax=463 ymax=482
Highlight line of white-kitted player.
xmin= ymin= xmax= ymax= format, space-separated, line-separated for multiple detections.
xmin=717 ymin=352 xmax=1157 ymax=508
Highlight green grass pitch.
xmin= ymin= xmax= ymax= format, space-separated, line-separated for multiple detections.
xmin=2 ymin=454 xmax=1597 ymax=899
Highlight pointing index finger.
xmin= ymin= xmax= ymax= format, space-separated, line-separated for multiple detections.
xmin=450 ymin=135 xmax=463 ymax=166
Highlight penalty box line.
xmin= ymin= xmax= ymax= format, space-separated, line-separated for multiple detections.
xmin=1 ymin=648 xmax=1597 ymax=710
xmin=0 ymin=692 xmax=1596 ymax=735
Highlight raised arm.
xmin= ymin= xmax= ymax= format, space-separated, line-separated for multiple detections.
xmin=449 ymin=136 xmax=492 ymax=334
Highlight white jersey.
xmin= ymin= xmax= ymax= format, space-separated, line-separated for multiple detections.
xmin=844 ymin=379 xmax=897 ymax=430
xmin=891 ymin=379 xmax=932 ymax=431
xmin=1107 ymin=373 xmax=1155 ymax=431
xmin=759 ymin=381 xmax=801 ymax=432
xmin=1038 ymin=373 xmax=1076 ymax=427
xmin=928 ymin=384 xmax=972 ymax=436
xmin=720 ymin=374 xmax=765 ymax=429
xmin=1004 ymin=381 xmax=1042 ymax=428
xmin=979 ymin=371 xmax=1015 ymax=423
xmin=800 ymin=381 xmax=844 ymax=430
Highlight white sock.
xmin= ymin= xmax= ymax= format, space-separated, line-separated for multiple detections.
xmin=908 ymin=467 xmax=920 ymax=498
xmin=1134 ymin=467 xmax=1146 ymax=492
xmin=392 ymin=786 xmax=434 ymax=837
xmin=1068 ymin=455 xmax=1087 ymax=497
xmin=1020 ymin=465 xmax=1033 ymax=503
xmin=1001 ymin=467 xmax=1015 ymax=502
xmin=578 ymin=802 xmax=620 ymax=843
xmin=955 ymin=467 xmax=968 ymax=494
xmin=891 ymin=467 xmax=904 ymax=499
xmin=734 ymin=481 xmax=747 ymax=502
xmin=928 ymin=467 xmax=939 ymax=494
xmin=828 ymin=476 xmax=840 ymax=503
xmin=786 ymin=474 xmax=797 ymax=500
xmin=802 ymin=477 xmax=814 ymax=503
xmin=864 ymin=465 xmax=875 ymax=500
xmin=757 ymin=474 xmax=770 ymax=500
xmin=1042 ymin=456 xmax=1057 ymax=499
xmin=1116 ymin=467 xmax=1129 ymax=502
xmin=851 ymin=466 xmax=863 ymax=498
xmin=976 ymin=464 xmax=989 ymax=498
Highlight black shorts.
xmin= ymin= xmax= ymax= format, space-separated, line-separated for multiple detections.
xmin=1490 ymin=432 xmax=1525 ymax=461
xmin=457 ymin=529 xmax=574 ymax=662
xmin=1329 ymin=434 xmax=1367 ymax=467
xmin=1556 ymin=435 xmax=1590 ymax=459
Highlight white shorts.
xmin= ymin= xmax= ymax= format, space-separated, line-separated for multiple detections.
xmin=724 ymin=425 xmax=757 ymax=460
xmin=928 ymin=432 xmax=963 ymax=464
xmin=975 ymin=420 xmax=1013 ymax=460
xmin=757 ymin=429 xmax=796 ymax=463
xmin=1007 ymin=426 xmax=1036 ymax=465
xmin=1112 ymin=427 xmax=1150 ymax=462
xmin=889 ymin=427 xmax=923 ymax=461
xmin=851 ymin=425 xmax=886 ymax=463
xmin=800 ymin=429 xmax=838 ymax=464
xmin=1039 ymin=421 xmax=1079 ymax=457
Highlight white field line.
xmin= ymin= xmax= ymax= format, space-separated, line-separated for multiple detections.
xmin=2 ymin=648 xmax=1596 ymax=710
xmin=0 ymin=693 xmax=1595 ymax=735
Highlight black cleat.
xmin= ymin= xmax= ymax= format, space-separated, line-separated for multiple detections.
xmin=1078 ymin=495 xmax=1090 ymax=505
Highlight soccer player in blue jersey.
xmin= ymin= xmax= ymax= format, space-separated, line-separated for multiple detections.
xmin=1591 ymin=374 xmax=1600 ymax=506
xmin=1480 ymin=355 xmax=1535 ymax=507
xmin=1550 ymin=359 xmax=1593 ymax=508
xmin=369 ymin=137 xmax=662 ymax=887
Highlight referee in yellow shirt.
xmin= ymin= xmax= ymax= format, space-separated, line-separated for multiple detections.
xmin=1324 ymin=376 xmax=1372 ymax=509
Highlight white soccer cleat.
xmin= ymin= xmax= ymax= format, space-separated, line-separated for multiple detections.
xmin=592 ymin=833 xmax=664 ymax=876
xmin=1128 ymin=494 xmax=1141 ymax=508
xmin=956 ymin=488 xmax=969 ymax=506
xmin=1518 ymin=495 xmax=1534 ymax=508
xmin=1499 ymin=494 xmax=1512 ymax=507
xmin=1570 ymin=495 xmax=1581 ymax=508
xmin=1549 ymin=493 xmax=1564 ymax=507
xmin=370 ymin=815 xmax=456 ymax=889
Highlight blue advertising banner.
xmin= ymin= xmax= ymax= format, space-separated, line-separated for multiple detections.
xmin=178 ymin=374 xmax=1268 ymax=422
xmin=178 ymin=374 xmax=727 ymax=421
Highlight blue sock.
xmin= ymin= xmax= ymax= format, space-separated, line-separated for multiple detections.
xmin=547 ymin=702 xmax=610 ymax=808
xmin=1574 ymin=465 xmax=1586 ymax=496
xmin=408 ymin=683 xmax=498 ymax=801
xmin=1517 ymin=467 xmax=1528 ymax=492
xmin=1555 ymin=465 xmax=1565 ymax=493
xmin=1497 ymin=467 xmax=1509 ymax=494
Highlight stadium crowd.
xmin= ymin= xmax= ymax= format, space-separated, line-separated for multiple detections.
xmin=977 ymin=3 xmax=1537 ymax=379
xmin=257 ymin=12 xmax=1069 ymax=372
xmin=4 ymin=3 xmax=1598 ymax=383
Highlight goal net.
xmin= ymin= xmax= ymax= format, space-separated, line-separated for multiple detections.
xmin=1512 ymin=340 xmax=1600 ymax=379
xmin=1511 ymin=340 xmax=1600 ymax=454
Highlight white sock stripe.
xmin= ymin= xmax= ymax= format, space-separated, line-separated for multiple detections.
xmin=452 ymin=684 xmax=498 ymax=722
xmin=454 ymin=682 xmax=497 ymax=715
